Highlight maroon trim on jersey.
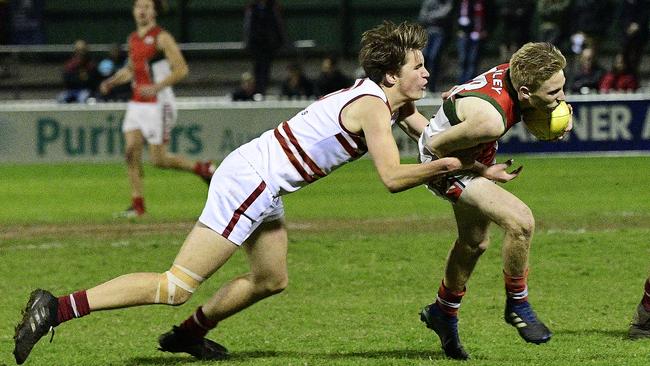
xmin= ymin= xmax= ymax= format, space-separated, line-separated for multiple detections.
xmin=337 ymin=93 xmax=390 ymax=137
xmin=335 ymin=133 xmax=360 ymax=158
xmin=222 ymin=181 xmax=267 ymax=239
xmin=350 ymin=134 xmax=367 ymax=151
xmin=281 ymin=122 xmax=326 ymax=178
xmin=273 ymin=126 xmax=316 ymax=183
xmin=317 ymin=78 xmax=364 ymax=101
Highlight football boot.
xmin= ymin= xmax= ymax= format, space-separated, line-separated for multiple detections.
xmin=158 ymin=326 xmax=229 ymax=360
xmin=14 ymin=289 xmax=59 ymax=365
xmin=420 ymin=304 xmax=469 ymax=360
xmin=504 ymin=300 xmax=552 ymax=344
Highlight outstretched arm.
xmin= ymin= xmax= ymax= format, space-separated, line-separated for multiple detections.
xmin=343 ymin=96 xmax=466 ymax=193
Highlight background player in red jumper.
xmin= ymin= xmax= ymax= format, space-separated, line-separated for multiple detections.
xmin=100 ymin=0 xmax=215 ymax=217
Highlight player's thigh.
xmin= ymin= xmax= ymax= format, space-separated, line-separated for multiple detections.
xmin=172 ymin=221 xmax=239 ymax=280
xmin=124 ymin=129 xmax=144 ymax=151
xmin=459 ymin=177 xmax=531 ymax=229
xmin=147 ymin=143 xmax=167 ymax=163
xmin=452 ymin=202 xmax=491 ymax=245
xmin=243 ymin=219 xmax=288 ymax=281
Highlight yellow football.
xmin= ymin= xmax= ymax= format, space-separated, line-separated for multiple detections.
xmin=522 ymin=101 xmax=571 ymax=141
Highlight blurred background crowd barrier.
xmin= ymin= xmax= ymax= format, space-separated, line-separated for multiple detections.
xmin=1 ymin=94 xmax=649 ymax=164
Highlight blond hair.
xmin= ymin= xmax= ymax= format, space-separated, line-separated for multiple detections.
xmin=359 ymin=21 xmax=427 ymax=84
xmin=509 ymin=42 xmax=566 ymax=92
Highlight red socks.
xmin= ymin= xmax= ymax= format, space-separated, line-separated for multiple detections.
xmin=56 ymin=290 xmax=91 ymax=325
xmin=642 ymin=278 xmax=650 ymax=312
xmin=435 ymin=281 xmax=466 ymax=317
xmin=179 ymin=307 xmax=218 ymax=339
xmin=504 ymin=269 xmax=529 ymax=303
xmin=132 ymin=196 xmax=145 ymax=215
xmin=193 ymin=161 xmax=215 ymax=179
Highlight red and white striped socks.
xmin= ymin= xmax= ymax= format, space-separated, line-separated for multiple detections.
xmin=504 ymin=269 xmax=529 ymax=303
xmin=56 ymin=290 xmax=90 ymax=325
xmin=435 ymin=281 xmax=466 ymax=317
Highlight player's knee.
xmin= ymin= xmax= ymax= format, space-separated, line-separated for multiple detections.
xmin=125 ymin=146 xmax=139 ymax=163
xmin=505 ymin=207 xmax=535 ymax=241
xmin=149 ymin=154 xmax=168 ymax=168
xmin=155 ymin=264 xmax=205 ymax=306
xmin=255 ymin=272 xmax=288 ymax=296
xmin=456 ymin=237 xmax=489 ymax=255
xmin=475 ymin=237 xmax=490 ymax=252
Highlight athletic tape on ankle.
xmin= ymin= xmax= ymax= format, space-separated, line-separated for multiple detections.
xmin=155 ymin=264 xmax=205 ymax=304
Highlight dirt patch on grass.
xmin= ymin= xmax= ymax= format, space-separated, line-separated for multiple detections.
xmin=2 ymin=214 xmax=648 ymax=243
xmin=0 ymin=221 xmax=195 ymax=241
xmin=0 ymin=217 xmax=457 ymax=242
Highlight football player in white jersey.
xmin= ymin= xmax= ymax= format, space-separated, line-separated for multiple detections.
xmin=16 ymin=21 xmax=524 ymax=364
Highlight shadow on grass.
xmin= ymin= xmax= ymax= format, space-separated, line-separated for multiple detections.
xmin=126 ymin=349 xmax=459 ymax=365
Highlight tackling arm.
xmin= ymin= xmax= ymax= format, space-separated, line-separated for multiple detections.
xmin=345 ymin=97 xmax=466 ymax=193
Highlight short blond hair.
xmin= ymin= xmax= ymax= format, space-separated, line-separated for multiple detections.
xmin=509 ymin=42 xmax=566 ymax=92
xmin=359 ymin=21 xmax=427 ymax=84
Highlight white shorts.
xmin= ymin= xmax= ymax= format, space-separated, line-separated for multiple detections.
xmin=199 ymin=150 xmax=285 ymax=246
xmin=419 ymin=140 xmax=494 ymax=203
xmin=420 ymin=150 xmax=479 ymax=203
xmin=122 ymin=100 xmax=177 ymax=145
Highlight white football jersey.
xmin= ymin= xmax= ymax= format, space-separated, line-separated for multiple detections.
xmin=237 ymin=78 xmax=397 ymax=195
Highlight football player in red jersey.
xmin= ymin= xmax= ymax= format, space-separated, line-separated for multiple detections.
xmin=418 ymin=42 xmax=573 ymax=359
xmin=99 ymin=0 xmax=215 ymax=218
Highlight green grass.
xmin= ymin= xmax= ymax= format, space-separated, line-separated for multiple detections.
xmin=1 ymin=156 xmax=650 ymax=365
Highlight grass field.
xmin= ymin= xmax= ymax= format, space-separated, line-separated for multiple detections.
xmin=1 ymin=156 xmax=650 ymax=365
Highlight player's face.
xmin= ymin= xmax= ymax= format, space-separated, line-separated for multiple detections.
xmin=396 ymin=49 xmax=429 ymax=101
xmin=133 ymin=0 xmax=156 ymax=27
xmin=528 ymin=70 xmax=566 ymax=110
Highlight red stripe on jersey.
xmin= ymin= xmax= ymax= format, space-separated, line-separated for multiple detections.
xmin=349 ymin=134 xmax=367 ymax=151
xmin=335 ymin=133 xmax=360 ymax=158
xmin=281 ymin=122 xmax=326 ymax=178
xmin=222 ymin=181 xmax=266 ymax=239
xmin=273 ymin=127 xmax=315 ymax=183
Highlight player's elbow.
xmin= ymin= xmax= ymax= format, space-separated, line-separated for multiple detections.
xmin=175 ymin=64 xmax=189 ymax=81
xmin=382 ymin=177 xmax=408 ymax=194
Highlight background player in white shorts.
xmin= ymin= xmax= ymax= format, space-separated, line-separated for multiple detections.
xmin=99 ymin=0 xmax=215 ymax=218
xmin=417 ymin=43 xmax=573 ymax=360
xmin=16 ymin=21 xmax=523 ymax=364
